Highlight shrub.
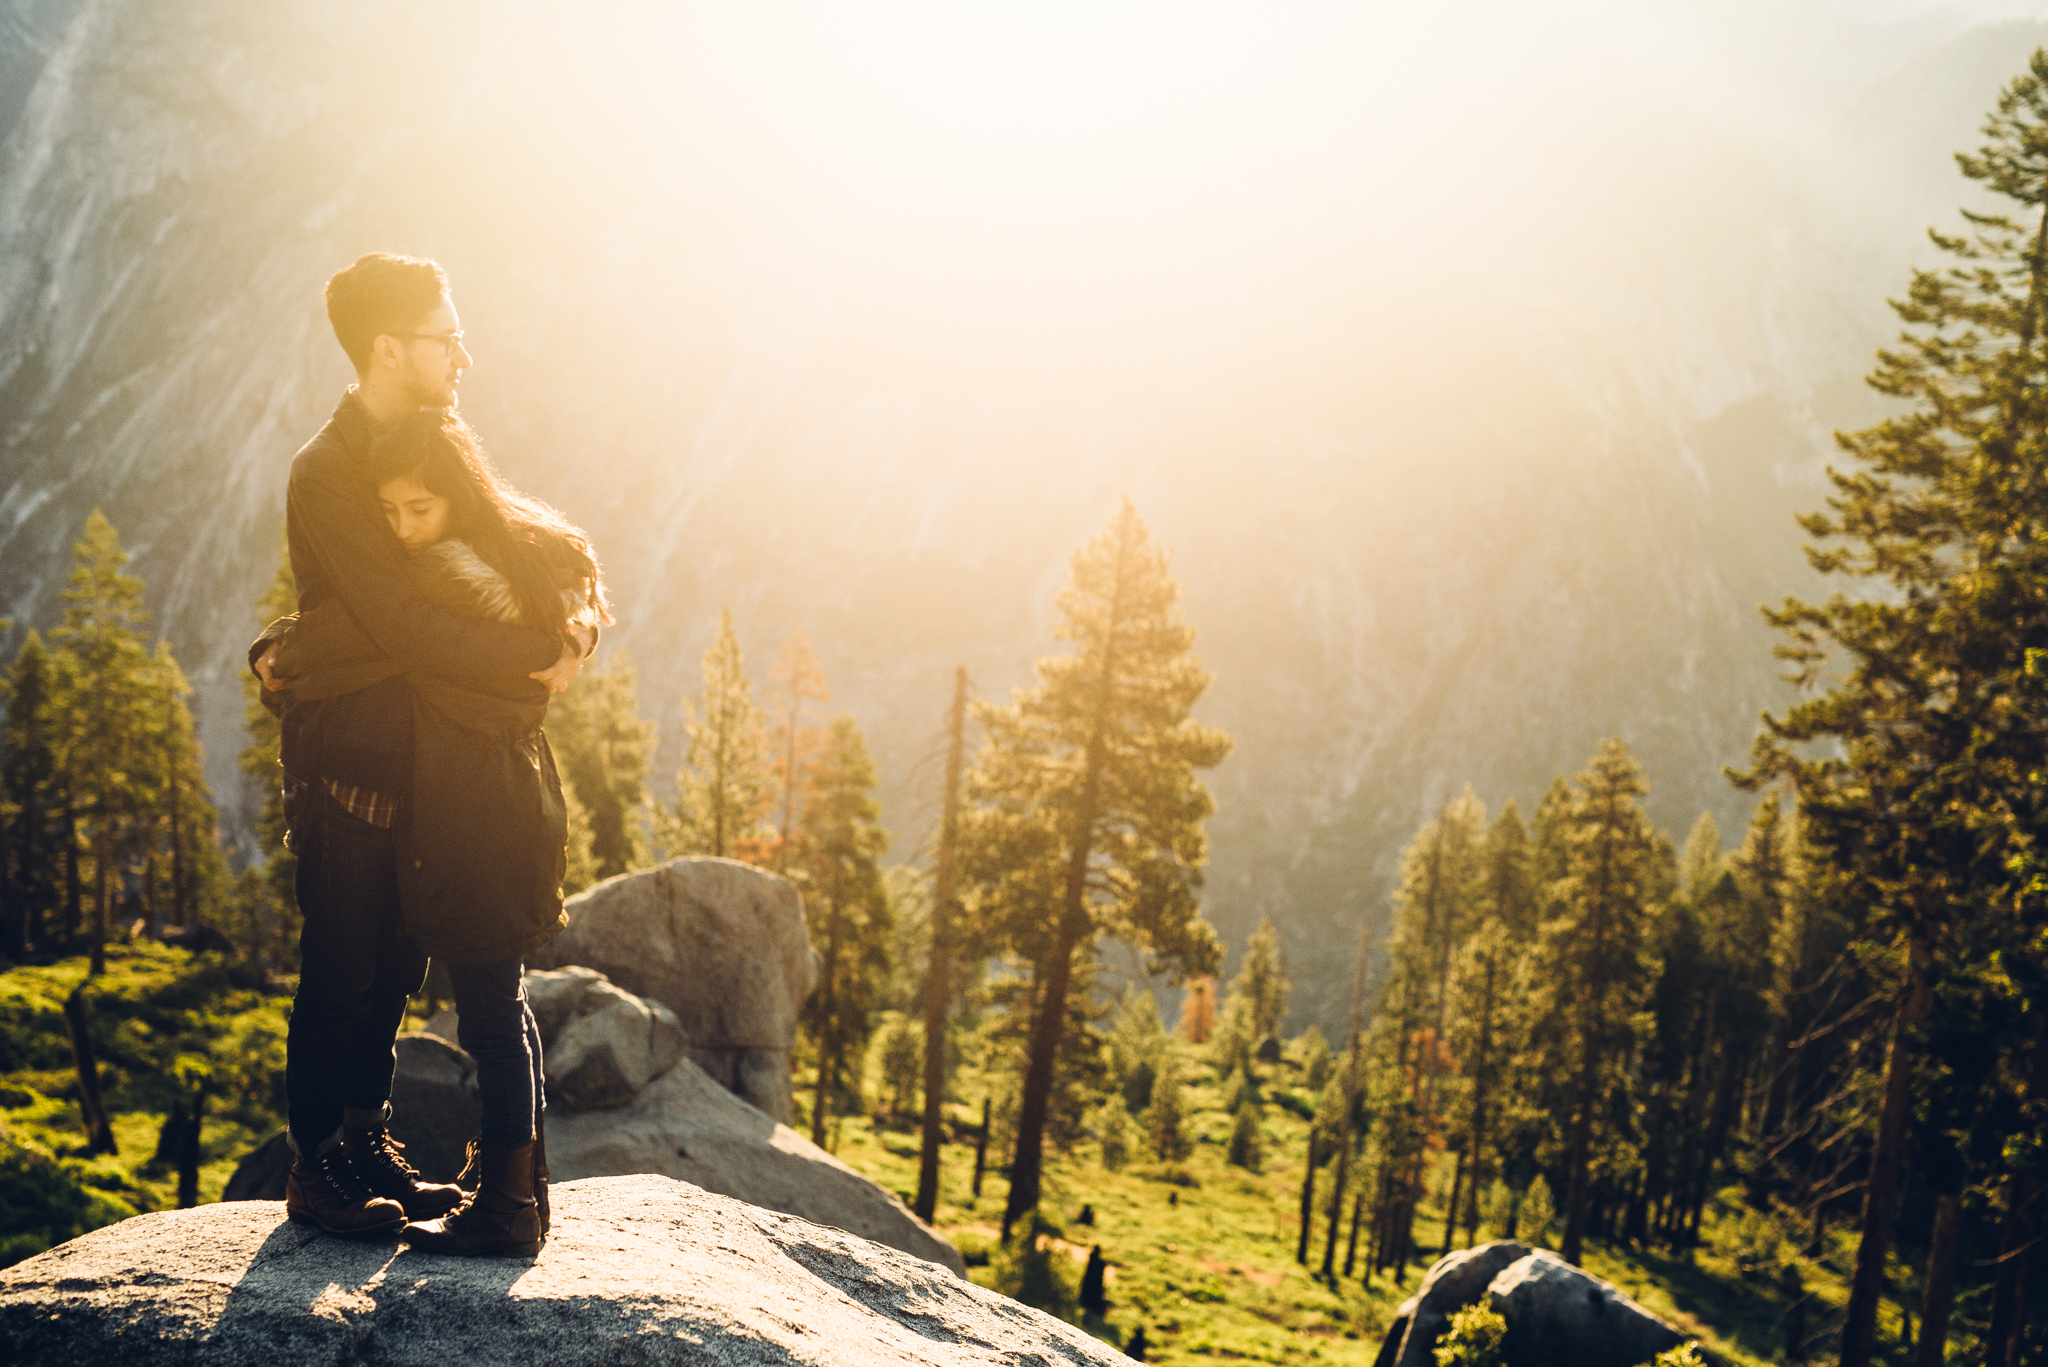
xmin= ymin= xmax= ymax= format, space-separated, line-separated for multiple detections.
xmin=875 ymin=1020 xmax=923 ymax=1125
xmin=1096 ymin=1102 xmax=1134 ymax=1172
xmin=1143 ymin=1064 xmax=1192 ymax=1162
xmin=1640 ymin=1344 xmax=1705 ymax=1367
xmin=989 ymin=1216 xmax=1077 ymax=1318
xmin=1432 ymin=1303 xmax=1507 ymax=1367
xmin=1479 ymin=1178 xmax=1515 ymax=1239
xmin=1299 ymin=1029 xmax=1333 ymax=1092
xmin=0 ymin=1136 xmax=136 ymax=1269
xmin=1221 ymin=1066 xmax=1256 ymax=1115
xmin=1225 ymin=1101 xmax=1264 ymax=1172
xmin=1519 ymin=1175 xmax=1555 ymax=1245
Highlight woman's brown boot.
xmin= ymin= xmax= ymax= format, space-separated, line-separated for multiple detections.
xmin=401 ymin=1140 xmax=542 ymax=1257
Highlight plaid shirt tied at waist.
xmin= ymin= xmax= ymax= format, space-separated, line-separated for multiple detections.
xmin=323 ymin=778 xmax=397 ymax=830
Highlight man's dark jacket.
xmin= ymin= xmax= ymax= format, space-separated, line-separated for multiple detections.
xmin=262 ymin=392 xmax=558 ymax=797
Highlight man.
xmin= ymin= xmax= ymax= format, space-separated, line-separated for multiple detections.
xmin=252 ymin=253 xmax=589 ymax=1236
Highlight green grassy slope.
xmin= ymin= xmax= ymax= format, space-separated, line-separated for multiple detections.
xmin=0 ymin=943 xmax=289 ymax=1264
xmin=818 ymin=1014 xmax=1928 ymax=1367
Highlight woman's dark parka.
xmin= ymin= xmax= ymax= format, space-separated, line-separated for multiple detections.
xmin=262 ymin=539 xmax=595 ymax=965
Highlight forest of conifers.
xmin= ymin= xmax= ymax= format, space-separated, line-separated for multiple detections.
xmin=13 ymin=40 xmax=2048 ymax=1367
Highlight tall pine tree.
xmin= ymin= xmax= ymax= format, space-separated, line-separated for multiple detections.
xmin=961 ymin=500 xmax=1230 ymax=1238
xmin=1740 ymin=49 xmax=2048 ymax=1367
xmin=799 ymin=715 xmax=891 ymax=1145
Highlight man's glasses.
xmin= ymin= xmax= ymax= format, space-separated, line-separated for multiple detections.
xmin=397 ymin=330 xmax=466 ymax=359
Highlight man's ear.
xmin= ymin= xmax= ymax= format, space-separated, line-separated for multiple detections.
xmin=368 ymin=333 xmax=401 ymax=373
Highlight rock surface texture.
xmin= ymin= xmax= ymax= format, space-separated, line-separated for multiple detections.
xmin=1376 ymin=1239 xmax=1532 ymax=1367
xmin=1372 ymin=1244 xmax=1687 ymax=1367
xmin=528 ymin=858 xmax=821 ymax=1122
xmin=1487 ymin=1250 xmax=1686 ymax=1367
xmin=0 ymin=1174 xmax=1100 ymax=1365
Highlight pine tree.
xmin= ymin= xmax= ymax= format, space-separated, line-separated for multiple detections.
xmin=763 ymin=631 xmax=830 ymax=875
xmin=1144 ymin=1059 xmax=1192 ymax=1163
xmin=238 ymin=538 xmax=297 ymax=972
xmin=47 ymin=512 xmax=161 ymax=975
xmin=1230 ymin=916 xmax=1289 ymax=1042
xmin=799 ymin=715 xmax=892 ymax=1145
xmin=549 ymin=650 xmax=657 ymax=880
xmin=3 ymin=631 xmax=63 ymax=956
xmin=1540 ymin=739 xmax=1660 ymax=1266
xmin=561 ymin=783 xmax=601 ymax=896
xmin=149 ymin=642 xmax=225 ymax=933
xmin=1738 ymin=50 xmax=2048 ymax=1367
xmin=1371 ymin=789 xmax=1485 ymax=1276
xmin=1450 ymin=801 xmax=1534 ymax=1248
xmin=960 ymin=500 xmax=1230 ymax=1237
xmin=669 ymin=610 xmax=772 ymax=860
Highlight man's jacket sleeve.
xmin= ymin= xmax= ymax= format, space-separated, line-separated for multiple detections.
xmin=287 ymin=466 xmax=560 ymax=685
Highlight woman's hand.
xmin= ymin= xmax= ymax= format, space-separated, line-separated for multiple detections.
xmin=529 ymin=640 xmax=585 ymax=694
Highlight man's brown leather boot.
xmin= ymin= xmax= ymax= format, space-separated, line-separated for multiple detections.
xmin=345 ymin=1123 xmax=463 ymax=1220
xmin=534 ymin=1116 xmax=550 ymax=1235
xmin=285 ymin=1143 xmax=407 ymax=1238
xmin=401 ymin=1140 xmax=542 ymax=1258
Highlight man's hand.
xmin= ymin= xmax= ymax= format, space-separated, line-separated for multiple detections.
xmin=254 ymin=642 xmax=287 ymax=692
xmin=530 ymin=640 xmax=586 ymax=695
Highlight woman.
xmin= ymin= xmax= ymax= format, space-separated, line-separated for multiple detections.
xmin=273 ymin=408 xmax=609 ymax=1257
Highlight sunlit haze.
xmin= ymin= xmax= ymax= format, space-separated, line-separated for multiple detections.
xmin=6 ymin=0 xmax=2048 ymax=1015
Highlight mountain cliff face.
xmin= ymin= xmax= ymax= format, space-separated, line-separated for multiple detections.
xmin=1 ymin=1 xmax=2040 ymax=1023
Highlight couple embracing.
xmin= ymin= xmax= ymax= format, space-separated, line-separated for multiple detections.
xmin=249 ymin=252 xmax=610 ymax=1257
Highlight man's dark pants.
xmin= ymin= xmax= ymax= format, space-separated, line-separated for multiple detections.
xmin=284 ymin=777 xmax=426 ymax=1153
xmin=283 ymin=777 xmax=545 ymax=1154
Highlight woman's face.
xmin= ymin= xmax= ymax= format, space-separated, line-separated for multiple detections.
xmin=379 ymin=474 xmax=451 ymax=550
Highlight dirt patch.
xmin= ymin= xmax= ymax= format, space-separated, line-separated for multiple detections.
xmin=1200 ymin=1257 xmax=1284 ymax=1287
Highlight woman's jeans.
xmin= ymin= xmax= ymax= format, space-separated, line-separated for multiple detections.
xmin=447 ymin=959 xmax=545 ymax=1148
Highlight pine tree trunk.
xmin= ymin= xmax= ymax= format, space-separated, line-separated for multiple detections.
xmin=62 ymin=791 xmax=80 ymax=942
xmin=1440 ymin=1152 xmax=1466 ymax=1258
xmin=1344 ymin=1190 xmax=1364 ymax=1278
xmin=1562 ymin=1044 xmax=1601 ymax=1265
xmin=1295 ymin=1125 xmax=1317 ymax=1264
xmin=1320 ymin=1126 xmax=1350 ymax=1278
xmin=176 ymin=1085 xmax=204 ymax=1209
xmin=1912 ymin=1192 xmax=1961 ymax=1367
xmin=1839 ymin=949 xmax=1928 ymax=1367
xmin=1986 ymin=1017 xmax=2048 ymax=1367
xmin=1002 ymin=920 xmax=1080 ymax=1239
xmin=63 ymin=985 xmax=116 ymax=1155
xmin=90 ymin=821 xmax=109 ymax=976
xmin=809 ymin=918 xmax=840 ymax=1148
xmin=168 ymin=739 xmax=187 ymax=927
xmin=914 ymin=669 xmax=967 ymax=1223
xmin=972 ymin=1096 xmax=989 ymax=1198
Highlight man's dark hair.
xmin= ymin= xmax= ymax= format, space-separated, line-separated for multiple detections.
xmin=323 ymin=253 xmax=449 ymax=373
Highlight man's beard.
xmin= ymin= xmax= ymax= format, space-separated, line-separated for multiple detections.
xmin=404 ymin=366 xmax=456 ymax=409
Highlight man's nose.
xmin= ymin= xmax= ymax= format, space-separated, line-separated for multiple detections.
xmin=454 ymin=340 xmax=472 ymax=370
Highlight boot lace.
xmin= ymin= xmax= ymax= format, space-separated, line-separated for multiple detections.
xmin=314 ymin=1144 xmax=375 ymax=1205
xmin=352 ymin=1126 xmax=428 ymax=1193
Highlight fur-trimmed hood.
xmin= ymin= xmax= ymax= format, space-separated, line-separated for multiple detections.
xmin=412 ymin=538 xmax=600 ymax=634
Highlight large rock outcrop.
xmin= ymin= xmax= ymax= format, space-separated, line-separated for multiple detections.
xmin=1373 ymin=1244 xmax=1688 ymax=1367
xmin=1374 ymin=1239 xmax=1532 ymax=1367
xmin=0 ymin=1174 xmax=1109 ymax=1365
xmin=1488 ymin=1250 xmax=1686 ymax=1367
xmin=529 ymin=858 xmax=819 ymax=1122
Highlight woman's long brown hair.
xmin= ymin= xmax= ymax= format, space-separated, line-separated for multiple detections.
xmin=366 ymin=409 xmax=613 ymax=635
